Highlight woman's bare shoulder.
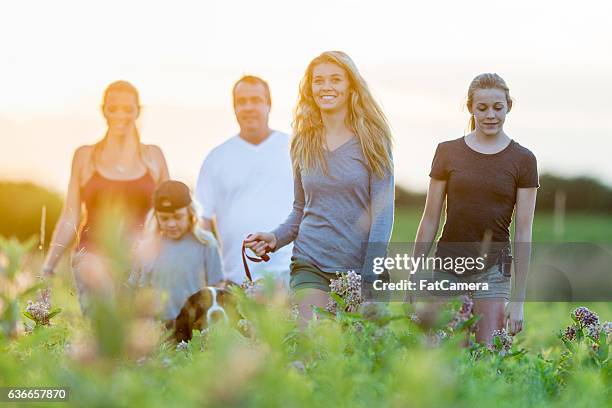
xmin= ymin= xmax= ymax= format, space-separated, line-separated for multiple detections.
xmin=72 ymin=144 xmax=96 ymax=167
xmin=70 ymin=145 xmax=98 ymax=186
xmin=74 ymin=144 xmax=96 ymax=158
xmin=142 ymin=144 xmax=168 ymax=181
xmin=142 ymin=144 xmax=165 ymax=162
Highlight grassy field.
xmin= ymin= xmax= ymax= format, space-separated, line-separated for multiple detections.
xmin=392 ymin=208 xmax=612 ymax=242
xmin=0 ymin=211 xmax=610 ymax=407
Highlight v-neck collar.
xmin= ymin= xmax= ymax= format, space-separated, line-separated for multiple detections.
xmin=324 ymin=136 xmax=358 ymax=153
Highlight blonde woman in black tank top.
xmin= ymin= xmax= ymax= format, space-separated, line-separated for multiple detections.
xmin=41 ymin=81 xmax=169 ymax=313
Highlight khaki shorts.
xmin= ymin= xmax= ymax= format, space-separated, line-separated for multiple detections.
xmin=412 ymin=264 xmax=511 ymax=300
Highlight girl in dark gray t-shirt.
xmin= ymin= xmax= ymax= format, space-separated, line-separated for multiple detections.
xmin=414 ymin=73 xmax=538 ymax=345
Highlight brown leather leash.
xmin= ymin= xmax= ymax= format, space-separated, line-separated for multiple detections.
xmin=242 ymin=238 xmax=270 ymax=282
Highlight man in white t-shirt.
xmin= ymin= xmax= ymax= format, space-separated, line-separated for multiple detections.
xmin=195 ymin=76 xmax=293 ymax=285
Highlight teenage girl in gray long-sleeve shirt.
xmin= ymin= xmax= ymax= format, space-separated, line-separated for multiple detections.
xmin=245 ymin=51 xmax=394 ymax=325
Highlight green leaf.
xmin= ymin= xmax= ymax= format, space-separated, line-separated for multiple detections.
xmin=23 ymin=311 xmax=35 ymax=321
xmin=373 ymin=315 xmax=405 ymax=326
xmin=48 ymin=308 xmax=62 ymax=319
xmin=456 ymin=314 xmax=481 ymax=332
xmin=598 ymin=331 xmax=606 ymax=345
xmin=329 ymin=293 xmax=346 ymax=309
xmin=561 ymin=338 xmax=575 ymax=353
xmin=509 ymin=349 xmax=528 ymax=358
xmin=597 ymin=341 xmax=609 ymax=361
xmin=493 ymin=335 xmax=502 ymax=349
xmin=338 ymin=311 xmax=362 ymax=319
xmin=312 ymin=306 xmax=335 ymax=319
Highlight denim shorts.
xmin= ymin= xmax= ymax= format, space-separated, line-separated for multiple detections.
xmin=411 ymin=264 xmax=511 ymax=300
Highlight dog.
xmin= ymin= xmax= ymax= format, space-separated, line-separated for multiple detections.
xmin=169 ymin=282 xmax=238 ymax=343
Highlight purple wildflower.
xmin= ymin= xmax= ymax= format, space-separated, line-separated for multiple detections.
xmin=458 ymin=295 xmax=474 ymax=316
xmin=241 ymin=280 xmax=259 ymax=298
xmin=572 ymin=307 xmax=599 ymax=328
xmin=447 ymin=295 xmax=474 ymax=331
xmin=25 ymin=299 xmax=51 ymax=326
xmin=25 ymin=288 xmax=59 ymax=327
xmin=563 ymin=325 xmax=577 ymax=341
xmin=585 ymin=324 xmax=601 ymax=340
xmin=489 ymin=328 xmax=513 ymax=355
xmin=602 ymin=321 xmax=611 ymax=337
xmin=325 ymin=298 xmax=337 ymax=314
xmin=327 ymin=271 xmax=362 ymax=313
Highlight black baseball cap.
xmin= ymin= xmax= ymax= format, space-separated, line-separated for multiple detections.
xmin=153 ymin=180 xmax=192 ymax=212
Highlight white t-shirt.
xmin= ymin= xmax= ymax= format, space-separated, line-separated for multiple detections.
xmin=195 ymin=131 xmax=294 ymax=284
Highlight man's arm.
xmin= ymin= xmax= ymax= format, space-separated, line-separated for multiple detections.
xmin=200 ymin=217 xmax=221 ymax=245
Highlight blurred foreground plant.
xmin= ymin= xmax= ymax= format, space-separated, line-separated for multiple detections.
xmin=23 ymin=287 xmax=62 ymax=329
xmin=0 ymin=235 xmax=44 ymax=338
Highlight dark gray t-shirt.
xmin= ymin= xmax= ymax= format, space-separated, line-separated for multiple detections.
xmin=430 ymin=137 xmax=539 ymax=271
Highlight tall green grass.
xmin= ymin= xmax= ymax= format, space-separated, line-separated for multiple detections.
xmin=0 ymin=211 xmax=610 ymax=407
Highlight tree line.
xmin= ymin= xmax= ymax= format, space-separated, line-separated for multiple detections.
xmin=1 ymin=174 xmax=611 ymax=242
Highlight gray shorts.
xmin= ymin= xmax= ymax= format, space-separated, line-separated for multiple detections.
xmin=411 ymin=264 xmax=511 ymax=300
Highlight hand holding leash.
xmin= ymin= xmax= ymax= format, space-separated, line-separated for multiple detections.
xmin=243 ymin=232 xmax=276 ymax=257
xmin=242 ymin=233 xmax=276 ymax=282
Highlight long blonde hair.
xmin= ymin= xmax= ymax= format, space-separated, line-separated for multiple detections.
xmin=292 ymin=51 xmax=393 ymax=177
xmin=466 ymin=73 xmax=513 ymax=132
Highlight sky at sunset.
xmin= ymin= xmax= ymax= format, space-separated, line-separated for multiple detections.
xmin=1 ymin=0 xmax=611 ymax=194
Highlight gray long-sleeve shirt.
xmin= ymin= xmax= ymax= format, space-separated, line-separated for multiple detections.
xmin=271 ymin=137 xmax=394 ymax=281
xmin=129 ymin=231 xmax=225 ymax=320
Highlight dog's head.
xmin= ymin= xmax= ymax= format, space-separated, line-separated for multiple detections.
xmin=172 ymin=285 xmax=236 ymax=343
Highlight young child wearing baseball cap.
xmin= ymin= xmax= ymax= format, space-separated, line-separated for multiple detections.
xmin=129 ymin=180 xmax=226 ymax=329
